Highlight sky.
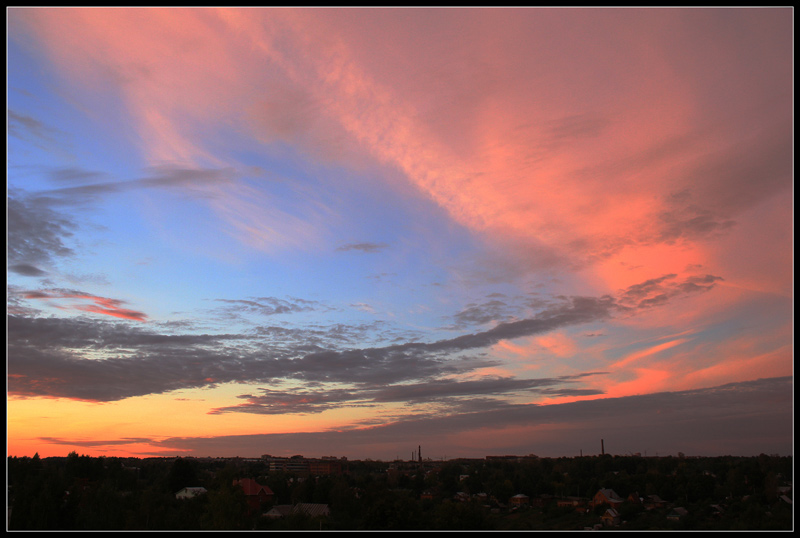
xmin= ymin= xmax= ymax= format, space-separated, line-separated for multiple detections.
xmin=6 ymin=7 xmax=794 ymax=461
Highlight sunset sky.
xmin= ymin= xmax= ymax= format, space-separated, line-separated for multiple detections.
xmin=7 ymin=7 xmax=793 ymax=461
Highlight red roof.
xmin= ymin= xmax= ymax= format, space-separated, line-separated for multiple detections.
xmin=234 ymin=478 xmax=274 ymax=497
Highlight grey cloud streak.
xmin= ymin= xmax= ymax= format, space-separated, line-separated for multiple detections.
xmin=207 ymin=373 xmax=608 ymax=415
xmin=7 ymin=273 xmax=722 ymax=403
xmin=37 ymin=164 xmax=239 ymax=204
xmin=335 ymin=242 xmax=389 ymax=253
xmin=9 ymin=263 xmax=49 ymax=277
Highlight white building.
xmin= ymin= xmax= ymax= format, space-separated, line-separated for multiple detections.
xmin=175 ymin=486 xmax=207 ymax=500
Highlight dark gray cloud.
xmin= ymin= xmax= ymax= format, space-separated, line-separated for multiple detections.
xmin=7 ymin=316 xmax=255 ymax=401
xmin=153 ymin=376 xmax=793 ymax=459
xmin=617 ymin=273 xmax=723 ymax=310
xmin=7 ymin=193 xmax=76 ymax=267
xmin=207 ymin=372 xmax=609 ymax=415
xmin=8 ymin=263 xmax=48 ymax=277
xmin=208 ymin=387 xmax=370 ymax=416
xmin=336 ymin=242 xmax=389 ymax=253
xmin=6 ymin=273 xmax=722 ymax=402
xmin=447 ymin=298 xmax=519 ymax=329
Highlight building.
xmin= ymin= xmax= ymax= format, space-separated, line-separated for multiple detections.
xmin=557 ymin=496 xmax=588 ymax=511
xmin=592 ymin=488 xmax=624 ymax=508
xmin=510 ymin=493 xmax=530 ymax=507
xmin=643 ymin=494 xmax=667 ymax=510
xmin=233 ymin=478 xmax=274 ymax=511
xmin=264 ymin=503 xmax=330 ymax=519
xmin=601 ymin=508 xmax=621 ymax=527
xmin=666 ymin=507 xmax=688 ymax=521
xmin=175 ymin=486 xmax=207 ymax=500
xmin=263 ymin=455 xmax=344 ymax=475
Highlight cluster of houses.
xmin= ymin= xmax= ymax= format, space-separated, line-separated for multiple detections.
xmin=174 ymin=474 xmax=791 ymax=529
xmin=433 ymin=486 xmax=683 ymax=528
xmin=175 ymin=477 xmax=330 ymax=521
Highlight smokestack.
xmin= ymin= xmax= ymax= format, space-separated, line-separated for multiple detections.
xmin=418 ymin=445 xmax=422 ymax=463
xmin=601 ymin=439 xmax=605 ymax=455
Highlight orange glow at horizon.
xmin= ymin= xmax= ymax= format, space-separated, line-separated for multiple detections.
xmin=7 ymin=384 xmax=376 ymax=458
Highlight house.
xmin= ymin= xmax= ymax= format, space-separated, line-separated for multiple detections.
xmin=601 ymin=508 xmax=621 ymax=527
xmin=420 ymin=490 xmax=435 ymax=501
xmin=531 ymin=494 xmax=554 ymax=507
xmin=627 ymin=492 xmax=642 ymax=504
xmin=668 ymin=505 xmax=689 ymax=521
xmin=294 ymin=503 xmax=330 ymax=518
xmin=643 ymin=494 xmax=667 ymax=510
xmin=264 ymin=503 xmax=329 ymax=519
xmin=264 ymin=505 xmax=293 ymax=519
xmin=592 ymin=488 xmax=624 ymax=508
xmin=557 ymin=496 xmax=588 ymax=511
xmin=509 ymin=493 xmax=530 ymax=507
xmin=233 ymin=478 xmax=274 ymax=511
xmin=175 ymin=486 xmax=207 ymax=500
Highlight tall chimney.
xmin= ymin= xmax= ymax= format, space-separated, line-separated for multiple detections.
xmin=419 ymin=445 xmax=422 ymax=463
xmin=601 ymin=439 xmax=605 ymax=455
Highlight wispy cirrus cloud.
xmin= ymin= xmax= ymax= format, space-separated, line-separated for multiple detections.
xmin=37 ymin=164 xmax=239 ymax=205
xmin=8 ymin=109 xmax=65 ymax=149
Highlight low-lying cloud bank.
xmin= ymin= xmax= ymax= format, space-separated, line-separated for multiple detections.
xmin=38 ymin=376 xmax=790 ymax=459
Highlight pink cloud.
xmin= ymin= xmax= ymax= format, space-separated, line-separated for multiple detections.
xmin=611 ymin=338 xmax=691 ymax=370
xmin=24 ymin=290 xmax=148 ymax=321
xmin=13 ymin=8 xmax=790 ymax=282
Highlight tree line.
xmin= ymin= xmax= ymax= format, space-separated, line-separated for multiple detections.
xmin=7 ymin=452 xmax=793 ymax=530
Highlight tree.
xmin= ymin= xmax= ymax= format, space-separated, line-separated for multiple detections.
xmin=167 ymin=457 xmax=200 ymax=494
xmin=201 ymin=484 xmax=250 ymax=530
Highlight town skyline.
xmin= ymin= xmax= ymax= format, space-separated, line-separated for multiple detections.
xmin=7 ymin=8 xmax=793 ymax=462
